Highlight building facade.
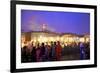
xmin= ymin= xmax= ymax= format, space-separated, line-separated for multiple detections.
xmin=21 ymin=31 xmax=90 ymax=47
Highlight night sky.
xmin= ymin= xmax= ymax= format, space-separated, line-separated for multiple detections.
xmin=21 ymin=10 xmax=90 ymax=35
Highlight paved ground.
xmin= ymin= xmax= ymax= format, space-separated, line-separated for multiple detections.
xmin=61 ymin=54 xmax=80 ymax=61
xmin=21 ymin=47 xmax=90 ymax=63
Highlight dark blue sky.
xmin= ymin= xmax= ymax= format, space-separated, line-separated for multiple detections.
xmin=21 ymin=10 xmax=90 ymax=35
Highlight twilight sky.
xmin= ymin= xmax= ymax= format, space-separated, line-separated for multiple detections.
xmin=21 ymin=10 xmax=90 ymax=35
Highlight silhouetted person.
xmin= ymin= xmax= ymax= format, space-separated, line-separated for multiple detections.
xmin=50 ymin=42 xmax=56 ymax=61
xmin=21 ymin=46 xmax=27 ymax=62
xmin=45 ymin=42 xmax=50 ymax=61
xmin=56 ymin=41 xmax=62 ymax=61
xmin=36 ymin=43 xmax=41 ymax=62
xmin=40 ymin=43 xmax=46 ymax=61
xmin=31 ymin=46 xmax=36 ymax=62
xmin=80 ymin=42 xmax=85 ymax=60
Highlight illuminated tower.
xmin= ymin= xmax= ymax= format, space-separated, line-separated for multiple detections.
xmin=42 ymin=24 xmax=47 ymax=31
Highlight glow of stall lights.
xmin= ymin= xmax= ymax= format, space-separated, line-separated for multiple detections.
xmin=39 ymin=35 xmax=42 ymax=39
xmin=32 ymin=39 xmax=36 ymax=43
xmin=60 ymin=37 xmax=63 ymax=41
xmin=69 ymin=37 xmax=73 ymax=42
xmin=80 ymin=38 xmax=85 ymax=42
xmin=43 ymin=37 xmax=47 ymax=42
xmin=56 ymin=36 xmax=60 ymax=41
xmin=21 ymin=43 xmax=25 ymax=48
xmin=50 ymin=37 xmax=54 ymax=41
xmin=65 ymin=43 xmax=68 ymax=46
xmin=21 ymin=37 xmax=25 ymax=43
xmin=38 ymin=38 xmax=41 ymax=42
xmin=86 ymin=38 xmax=89 ymax=42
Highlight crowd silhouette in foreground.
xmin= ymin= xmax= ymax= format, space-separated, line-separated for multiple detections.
xmin=21 ymin=41 xmax=90 ymax=63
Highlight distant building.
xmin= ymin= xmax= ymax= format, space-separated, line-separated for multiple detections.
xmin=21 ymin=24 xmax=90 ymax=47
xmin=21 ymin=30 xmax=90 ymax=46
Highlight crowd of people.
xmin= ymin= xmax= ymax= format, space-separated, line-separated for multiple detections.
xmin=21 ymin=41 xmax=62 ymax=62
xmin=21 ymin=41 xmax=90 ymax=63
